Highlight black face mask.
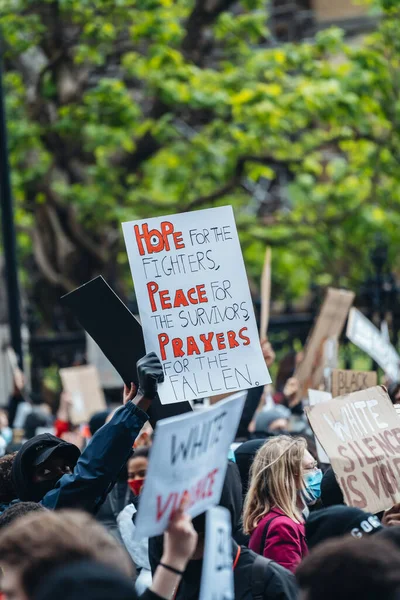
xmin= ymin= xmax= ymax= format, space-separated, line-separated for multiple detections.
xmin=30 ymin=477 xmax=61 ymax=502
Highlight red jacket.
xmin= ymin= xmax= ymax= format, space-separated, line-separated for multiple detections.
xmin=249 ymin=507 xmax=308 ymax=573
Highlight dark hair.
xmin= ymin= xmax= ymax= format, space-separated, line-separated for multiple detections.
xmin=0 ymin=453 xmax=17 ymax=503
xmin=0 ymin=509 xmax=134 ymax=598
xmin=132 ymin=446 xmax=150 ymax=459
xmin=378 ymin=527 xmax=400 ymax=552
xmin=0 ymin=502 xmax=45 ymax=531
xmin=296 ymin=536 xmax=400 ymax=600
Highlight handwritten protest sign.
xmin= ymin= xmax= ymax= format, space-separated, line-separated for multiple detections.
xmin=122 ymin=207 xmax=271 ymax=404
xmin=294 ymin=288 xmax=355 ymax=400
xmin=347 ymin=308 xmax=400 ymax=382
xmin=308 ymin=389 xmax=332 ymax=464
xmin=199 ymin=506 xmax=234 ymax=600
xmin=60 ymin=365 xmax=106 ymax=425
xmin=134 ymin=393 xmax=245 ymax=538
xmin=306 ymin=386 xmax=400 ymax=514
xmin=332 ymin=369 xmax=377 ymax=398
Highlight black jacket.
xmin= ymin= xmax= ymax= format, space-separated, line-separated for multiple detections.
xmin=10 ymin=402 xmax=147 ymax=513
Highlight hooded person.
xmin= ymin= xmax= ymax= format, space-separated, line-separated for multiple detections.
xmin=12 ymin=435 xmax=81 ymax=503
xmin=306 ymin=505 xmax=383 ymax=550
xmin=148 ymin=461 xmax=298 ymax=600
xmin=253 ymin=407 xmax=291 ymax=438
xmin=8 ymin=353 xmax=163 ymax=514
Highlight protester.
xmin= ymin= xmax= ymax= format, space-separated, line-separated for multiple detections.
xmin=118 ymin=447 xmax=151 ymax=594
xmin=127 ymin=446 xmax=149 ymax=499
xmin=296 ymin=536 xmax=400 ymax=600
xmin=253 ymin=406 xmax=291 ymax=437
xmin=236 ymin=340 xmax=276 ymax=439
xmin=235 ymin=439 xmax=264 ymax=500
xmin=306 ymin=505 xmax=383 ymax=550
xmin=0 ymin=453 xmax=18 ymax=511
xmin=243 ymin=436 xmax=321 ymax=572
xmin=0 ymin=501 xmax=45 ymax=531
xmin=8 ymin=353 xmax=163 ymax=514
xmin=33 ymin=561 xmax=136 ymax=600
xmin=320 ymin=466 xmax=344 ymax=507
xmin=0 ymin=506 xmax=198 ymax=600
xmin=149 ymin=461 xmax=298 ymax=600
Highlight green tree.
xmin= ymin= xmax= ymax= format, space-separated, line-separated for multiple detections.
xmin=1 ymin=0 xmax=400 ymax=324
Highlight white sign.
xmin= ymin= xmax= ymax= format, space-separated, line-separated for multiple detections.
xmin=122 ymin=206 xmax=270 ymax=405
xmin=134 ymin=393 xmax=245 ymax=538
xmin=308 ymin=389 xmax=331 ymax=464
xmin=347 ymin=308 xmax=400 ymax=382
xmin=200 ymin=507 xmax=234 ymax=600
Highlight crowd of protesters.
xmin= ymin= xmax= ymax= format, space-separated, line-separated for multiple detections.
xmin=0 ymin=341 xmax=400 ymax=600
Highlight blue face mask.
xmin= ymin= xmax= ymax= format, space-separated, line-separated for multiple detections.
xmin=303 ymin=469 xmax=322 ymax=505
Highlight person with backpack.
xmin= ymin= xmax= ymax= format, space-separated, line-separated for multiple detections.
xmin=149 ymin=461 xmax=298 ymax=600
xmin=243 ymin=436 xmax=320 ymax=573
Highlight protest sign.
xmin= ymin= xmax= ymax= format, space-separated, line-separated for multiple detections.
xmin=294 ymin=288 xmax=355 ymax=399
xmin=61 ymin=276 xmax=192 ymax=425
xmin=332 ymin=369 xmax=377 ymax=398
xmin=260 ymin=246 xmax=271 ymax=339
xmin=122 ymin=206 xmax=271 ymax=405
xmin=347 ymin=308 xmax=400 ymax=382
xmin=308 ymin=389 xmax=332 ymax=464
xmin=306 ymin=386 xmax=400 ymax=514
xmin=60 ymin=365 xmax=106 ymax=425
xmin=134 ymin=393 xmax=245 ymax=538
xmin=199 ymin=506 xmax=234 ymax=600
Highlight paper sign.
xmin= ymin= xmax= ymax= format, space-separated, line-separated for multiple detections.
xmin=122 ymin=206 xmax=271 ymax=404
xmin=347 ymin=308 xmax=400 ymax=382
xmin=199 ymin=507 xmax=234 ymax=600
xmin=61 ymin=276 xmax=192 ymax=426
xmin=134 ymin=393 xmax=245 ymax=538
xmin=60 ymin=365 xmax=107 ymax=425
xmin=308 ymin=389 xmax=332 ymax=464
xmin=332 ymin=369 xmax=378 ymax=398
xmin=306 ymin=386 xmax=400 ymax=514
xmin=295 ymin=288 xmax=355 ymax=399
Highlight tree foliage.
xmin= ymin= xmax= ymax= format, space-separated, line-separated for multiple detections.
xmin=1 ymin=0 xmax=400 ymax=324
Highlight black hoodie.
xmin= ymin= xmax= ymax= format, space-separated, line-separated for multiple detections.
xmin=148 ymin=461 xmax=298 ymax=600
xmin=11 ymin=434 xmax=81 ymax=502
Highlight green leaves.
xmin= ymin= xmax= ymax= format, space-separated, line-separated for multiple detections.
xmin=2 ymin=0 xmax=400 ymax=305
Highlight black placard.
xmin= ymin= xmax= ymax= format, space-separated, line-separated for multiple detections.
xmin=61 ymin=276 xmax=192 ymax=425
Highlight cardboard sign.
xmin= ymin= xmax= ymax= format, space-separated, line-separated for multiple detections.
xmin=332 ymin=369 xmax=378 ymax=398
xmin=306 ymin=386 xmax=400 ymax=514
xmin=122 ymin=206 xmax=271 ymax=405
xmin=134 ymin=393 xmax=245 ymax=538
xmin=347 ymin=308 xmax=400 ymax=382
xmin=295 ymin=288 xmax=355 ymax=398
xmin=308 ymin=389 xmax=331 ymax=464
xmin=61 ymin=276 xmax=192 ymax=426
xmin=199 ymin=507 xmax=234 ymax=600
xmin=60 ymin=365 xmax=106 ymax=425
xmin=259 ymin=246 xmax=271 ymax=339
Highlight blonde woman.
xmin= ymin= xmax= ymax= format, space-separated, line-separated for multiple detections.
xmin=243 ymin=435 xmax=321 ymax=573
